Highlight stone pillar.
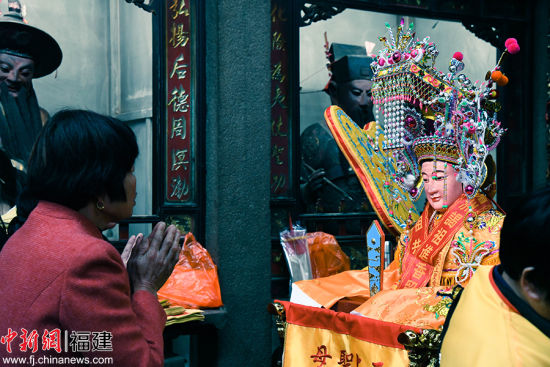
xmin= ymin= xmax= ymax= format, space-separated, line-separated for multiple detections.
xmin=205 ymin=0 xmax=273 ymax=365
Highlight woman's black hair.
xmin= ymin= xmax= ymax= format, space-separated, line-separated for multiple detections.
xmin=499 ymin=187 xmax=550 ymax=296
xmin=19 ymin=109 xmax=138 ymax=216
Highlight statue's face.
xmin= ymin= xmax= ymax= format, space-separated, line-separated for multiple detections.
xmin=332 ymin=79 xmax=374 ymax=125
xmin=421 ymin=160 xmax=463 ymax=211
xmin=0 ymin=53 xmax=35 ymax=97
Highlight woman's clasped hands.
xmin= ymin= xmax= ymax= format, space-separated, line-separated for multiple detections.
xmin=123 ymin=222 xmax=181 ymax=295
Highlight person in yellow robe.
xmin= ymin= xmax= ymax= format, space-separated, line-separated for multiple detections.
xmin=440 ymin=188 xmax=550 ymax=366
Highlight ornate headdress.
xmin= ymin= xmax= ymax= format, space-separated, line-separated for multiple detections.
xmin=370 ymin=19 xmax=519 ymax=200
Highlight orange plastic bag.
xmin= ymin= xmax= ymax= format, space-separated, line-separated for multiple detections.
xmin=157 ymin=233 xmax=223 ymax=309
xmin=307 ymin=232 xmax=350 ymax=278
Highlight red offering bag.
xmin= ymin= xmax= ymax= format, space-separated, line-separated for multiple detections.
xmin=307 ymin=232 xmax=350 ymax=278
xmin=158 ymin=233 xmax=223 ymax=308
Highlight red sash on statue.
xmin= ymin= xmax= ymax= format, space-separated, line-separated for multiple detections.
xmin=398 ymin=194 xmax=492 ymax=289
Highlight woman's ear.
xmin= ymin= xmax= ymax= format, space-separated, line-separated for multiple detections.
xmin=519 ymin=267 xmax=550 ymax=320
xmin=94 ymin=193 xmax=110 ymax=212
xmin=519 ymin=267 xmax=543 ymax=301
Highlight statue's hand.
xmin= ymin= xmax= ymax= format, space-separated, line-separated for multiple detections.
xmin=300 ymin=168 xmax=325 ymax=204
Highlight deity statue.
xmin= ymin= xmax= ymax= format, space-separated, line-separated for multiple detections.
xmin=282 ymin=20 xmax=519 ymax=366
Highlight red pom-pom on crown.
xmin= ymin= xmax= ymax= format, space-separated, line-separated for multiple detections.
xmin=507 ymin=43 xmax=520 ymax=54
xmin=505 ymin=38 xmax=517 ymax=48
xmin=505 ymin=38 xmax=520 ymax=54
xmin=453 ymin=51 xmax=463 ymax=61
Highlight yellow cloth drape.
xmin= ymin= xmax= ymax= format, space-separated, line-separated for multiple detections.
xmin=279 ymin=300 xmax=412 ymax=367
xmin=353 ymin=286 xmax=451 ymax=330
xmin=293 ymin=270 xmax=371 ymax=309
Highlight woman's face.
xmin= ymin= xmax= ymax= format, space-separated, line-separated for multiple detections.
xmin=421 ymin=160 xmax=463 ymax=211
xmin=102 ymin=168 xmax=137 ymax=225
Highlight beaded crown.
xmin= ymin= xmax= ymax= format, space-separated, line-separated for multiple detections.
xmin=370 ymin=19 xmax=518 ymax=200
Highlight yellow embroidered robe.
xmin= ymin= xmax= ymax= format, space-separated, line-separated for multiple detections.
xmin=383 ymin=206 xmax=504 ymax=290
xmin=293 ymin=194 xmax=504 ymax=318
xmin=354 ymin=196 xmax=504 ymax=329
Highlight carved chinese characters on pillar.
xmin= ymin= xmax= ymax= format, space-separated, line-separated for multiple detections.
xmin=166 ymin=0 xmax=193 ymax=202
xmin=270 ymin=1 xmax=290 ymax=197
